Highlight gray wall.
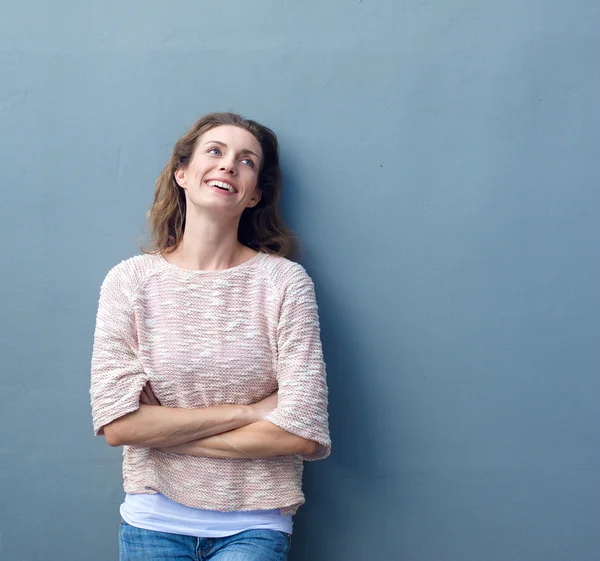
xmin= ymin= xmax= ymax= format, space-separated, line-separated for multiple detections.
xmin=1 ymin=1 xmax=598 ymax=560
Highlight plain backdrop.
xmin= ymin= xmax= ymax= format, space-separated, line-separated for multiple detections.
xmin=1 ymin=1 xmax=599 ymax=560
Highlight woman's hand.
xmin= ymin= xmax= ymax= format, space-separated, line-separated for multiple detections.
xmin=139 ymin=382 xmax=161 ymax=406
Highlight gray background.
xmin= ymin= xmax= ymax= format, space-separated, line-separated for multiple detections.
xmin=1 ymin=1 xmax=599 ymax=560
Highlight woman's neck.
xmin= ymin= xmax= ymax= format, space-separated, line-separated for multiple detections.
xmin=164 ymin=213 xmax=255 ymax=271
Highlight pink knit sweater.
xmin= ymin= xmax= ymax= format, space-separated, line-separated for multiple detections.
xmin=90 ymin=252 xmax=330 ymax=515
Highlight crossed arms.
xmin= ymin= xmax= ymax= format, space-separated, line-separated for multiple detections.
xmin=102 ymin=383 xmax=322 ymax=459
xmin=92 ymin=261 xmax=330 ymax=461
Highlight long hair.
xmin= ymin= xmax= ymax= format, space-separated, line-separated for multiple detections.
xmin=144 ymin=112 xmax=297 ymax=258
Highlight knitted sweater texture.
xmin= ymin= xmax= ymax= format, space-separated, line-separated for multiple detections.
xmin=90 ymin=252 xmax=330 ymax=515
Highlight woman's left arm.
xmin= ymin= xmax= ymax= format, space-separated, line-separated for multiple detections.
xmin=160 ymin=264 xmax=331 ymax=460
xmin=160 ymin=420 xmax=322 ymax=458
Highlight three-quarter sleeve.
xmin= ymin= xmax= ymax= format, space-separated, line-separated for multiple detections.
xmin=90 ymin=264 xmax=148 ymax=435
xmin=264 ymin=265 xmax=331 ymax=460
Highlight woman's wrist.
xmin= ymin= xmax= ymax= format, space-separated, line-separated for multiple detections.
xmin=245 ymin=403 xmax=264 ymax=424
xmin=247 ymin=391 xmax=278 ymax=422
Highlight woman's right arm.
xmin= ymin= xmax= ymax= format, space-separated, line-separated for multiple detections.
xmin=102 ymin=392 xmax=276 ymax=448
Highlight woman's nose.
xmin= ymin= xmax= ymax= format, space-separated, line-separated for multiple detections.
xmin=220 ymin=159 xmax=236 ymax=174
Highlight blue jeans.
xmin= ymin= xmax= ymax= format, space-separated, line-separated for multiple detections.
xmin=119 ymin=520 xmax=291 ymax=560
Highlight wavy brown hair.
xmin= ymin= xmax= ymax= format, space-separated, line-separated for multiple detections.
xmin=144 ymin=112 xmax=297 ymax=258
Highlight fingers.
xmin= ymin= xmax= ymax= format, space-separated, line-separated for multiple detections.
xmin=140 ymin=387 xmax=150 ymax=404
xmin=145 ymin=382 xmax=161 ymax=406
xmin=140 ymin=389 xmax=151 ymax=404
xmin=139 ymin=383 xmax=161 ymax=406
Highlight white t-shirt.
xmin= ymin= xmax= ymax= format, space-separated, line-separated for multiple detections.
xmin=120 ymin=493 xmax=293 ymax=537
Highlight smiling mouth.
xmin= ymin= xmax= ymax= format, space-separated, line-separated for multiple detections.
xmin=206 ymin=180 xmax=237 ymax=193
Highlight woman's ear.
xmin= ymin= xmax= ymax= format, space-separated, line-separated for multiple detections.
xmin=247 ymin=190 xmax=262 ymax=208
xmin=174 ymin=168 xmax=186 ymax=189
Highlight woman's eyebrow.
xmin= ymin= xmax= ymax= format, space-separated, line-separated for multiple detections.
xmin=204 ymin=140 xmax=260 ymax=159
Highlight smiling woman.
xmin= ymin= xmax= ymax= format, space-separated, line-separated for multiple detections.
xmin=148 ymin=113 xmax=297 ymax=260
xmin=173 ymin=126 xmax=263 ymax=222
xmin=90 ymin=112 xmax=331 ymax=561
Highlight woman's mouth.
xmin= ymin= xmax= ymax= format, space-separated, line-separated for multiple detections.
xmin=206 ymin=180 xmax=237 ymax=194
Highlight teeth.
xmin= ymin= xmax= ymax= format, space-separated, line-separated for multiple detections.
xmin=207 ymin=180 xmax=235 ymax=192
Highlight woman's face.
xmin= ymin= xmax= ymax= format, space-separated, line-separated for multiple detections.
xmin=175 ymin=125 xmax=264 ymax=217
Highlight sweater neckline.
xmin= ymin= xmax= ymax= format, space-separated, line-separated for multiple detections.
xmin=156 ymin=251 xmax=264 ymax=275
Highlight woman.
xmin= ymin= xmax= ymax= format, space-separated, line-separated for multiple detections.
xmin=90 ymin=112 xmax=331 ymax=560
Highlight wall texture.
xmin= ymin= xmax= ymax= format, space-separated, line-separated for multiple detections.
xmin=1 ymin=1 xmax=599 ymax=559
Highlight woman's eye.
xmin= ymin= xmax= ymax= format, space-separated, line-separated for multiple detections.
xmin=207 ymin=147 xmax=221 ymax=155
xmin=242 ymin=158 xmax=255 ymax=168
